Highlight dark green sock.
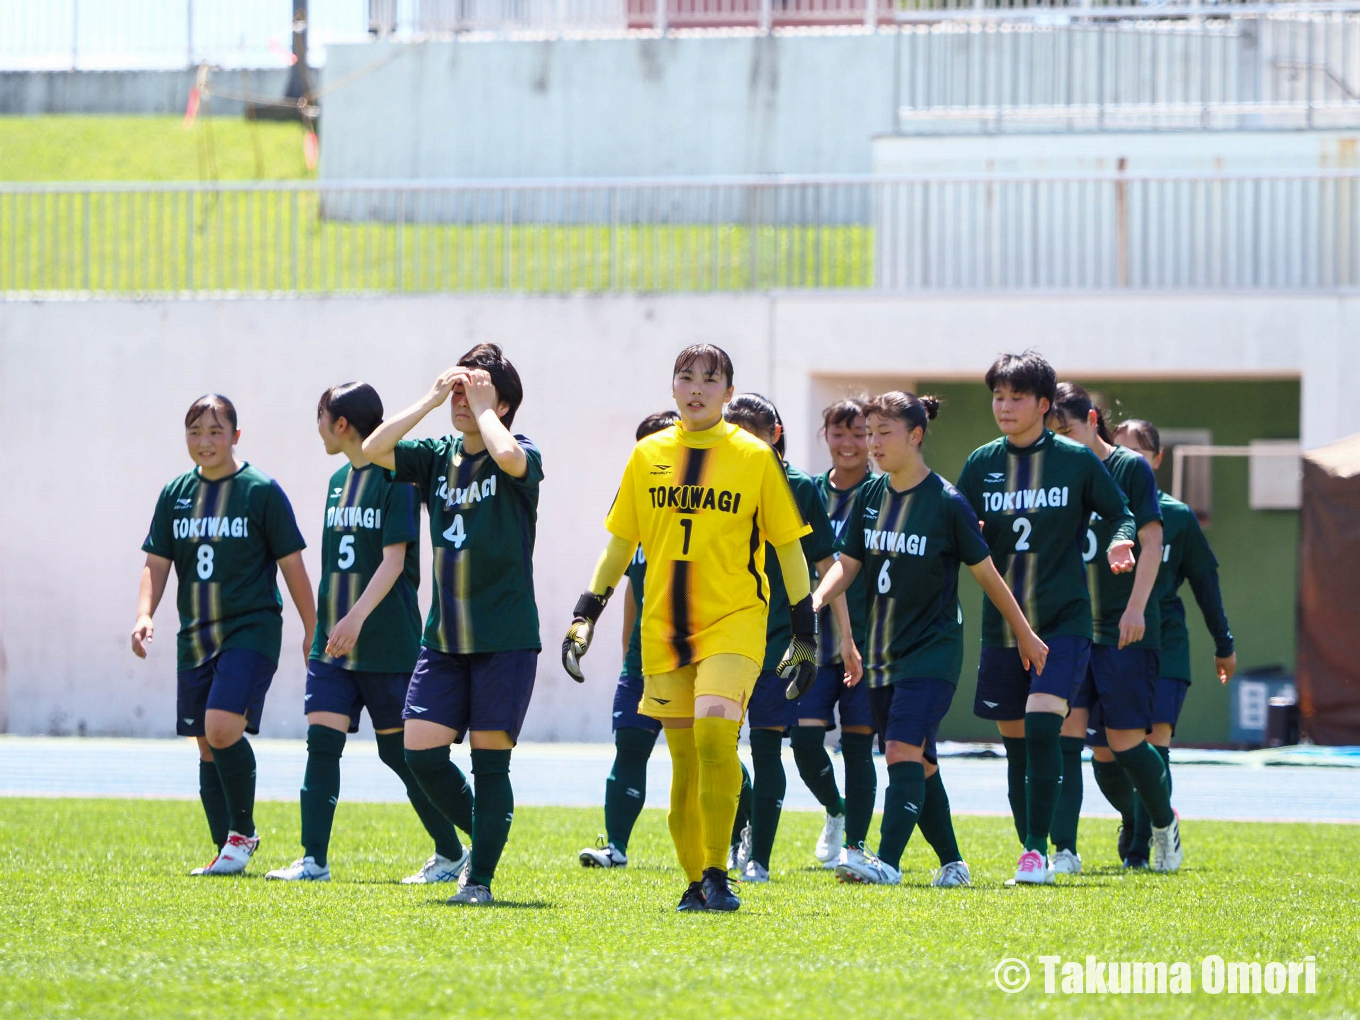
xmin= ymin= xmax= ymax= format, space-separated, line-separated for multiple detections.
xmin=1091 ymin=757 xmax=1136 ymax=825
xmin=748 ymin=729 xmax=786 ymax=868
xmin=468 ymin=749 xmax=514 ymax=888
xmin=1001 ymin=736 xmax=1028 ymax=845
xmin=1130 ymin=744 xmax=1171 ymax=860
xmin=376 ymin=732 xmax=464 ymax=861
xmin=404 ymin=746 xmax=476 ymax=851
xmin=604 ymin=727 xmax=657 ymax=854
xmin=840 ymin=733 xmax=877 ymax=848
xmin=1049 ymin=736 xmax=1086 ymax=854
xmin=197 ymin=760 xmax=230 ymax=850
xmin=790 ymin=726 xmax=845 ymax=817
xmin=1114 ymin=741 xmax=1174 ymax=828
xmin=210 ymin=737 xmax=258 ymax=837
xmin=731 ymin=762 xmax=752 ymax=847
xmin=1023 ymin=713 xmax=1063 ymax=853
xmin=916 ymin=769 xmax=963 ymax=866
xmin=876 ymin=761 xmax=925 ymax=870
xmin=299 ymin=725 xmax=346 ymax=867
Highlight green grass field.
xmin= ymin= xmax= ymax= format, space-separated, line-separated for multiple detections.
xmin=3 ymin=798 xmax=1354 ymax=1019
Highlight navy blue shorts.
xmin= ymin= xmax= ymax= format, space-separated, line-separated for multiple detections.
xmin=973 ymin=635 xmax=1091 ymax=721
xmin=402 ymin=647 xmax=538 ymax=744
xmin=1153 ymin=676 xmax=1191 ymax=732
xmin=306 ymin=659 xmax=410 ymax=733
xmin=1073 ymin=644 xmax=1157 ymax=736
xmin=612 ymin=674 xmax=661 ymax=736
xmin=747 ymin=669 xmax=799 ymax=730
xmin=795 ymin=663 xmax=875 ymax=730
xmin=869 ymin=677 xmax=955 ymax=763
xmin=176 ymin=648 xmax=277 ymax=737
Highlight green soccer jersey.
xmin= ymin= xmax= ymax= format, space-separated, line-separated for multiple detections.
xmin=1153 ymin=493 xmax=1234 ymax=682
xmin=622 ymin=545 xmax=647 ymax=679
xmin=956 ymin=431 xmax=1135 ymax=647
xmin=816 ymin=470 xmax=874 ymax=665
xmin=309 ymin=463 xmax=423 ymax=673
xmin=393 ymin=435 xmax=544 ymax=654
xmin=761 ymin=463 xmax=836 ymax=670
xmin=142 ymin=463 xmax=307 ymax=671
xmin=838 ymin=472 xmax=992 ymax=688
xmin=1085 ymin=445 xmax=1164 ymax=650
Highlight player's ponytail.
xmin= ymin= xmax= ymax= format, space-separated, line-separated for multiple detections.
xmin=725 ymin=393 xmax=785 ymax=457
xmin=865 ymin=391 xmax=940 ymax=439
xmin=318 ymin=382 xmax=384 ymax=438
xmin=1052 ymin=382 xmax=1113 ymax=443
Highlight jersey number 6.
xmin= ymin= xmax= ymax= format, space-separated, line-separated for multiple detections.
xmin=877 ymin=560 xmax=892 ymax=594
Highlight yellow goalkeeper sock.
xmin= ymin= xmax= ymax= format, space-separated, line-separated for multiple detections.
xmin=694 ymin=716 xmax=743 ymax=873
xmin=664 ymin=725 xmax=703 ymax=883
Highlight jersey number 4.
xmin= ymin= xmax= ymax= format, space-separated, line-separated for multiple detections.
xmin=442 ymin=514 xmax=468 ymax=549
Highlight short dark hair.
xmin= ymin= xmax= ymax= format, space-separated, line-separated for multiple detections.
xmin=725 ymin=392 xmax=786 ymax=457
xmin=1050 ymin=382 xmax=1113 ymax=443
xmin=673 ymin=344 xmax=734 ymax=387
xmin=985 ymin=351 xmax=1056 ymax=406
xmin=865 ymin=391 xmax=940 ymax=436
xmin=318 ymin=382 xmax=384 ymax=439
xmin=821 ymin=398 xmax=867 ymax=433
xmin=1112 ymin=417 xmax=1162 ymax=456
xmin=458 ymin=343 xmax=524 ymax=428
xmin=636 ymin=410 xmax=680 ymax=442
xmin=185 ymin=394 xmax=238 ymax=431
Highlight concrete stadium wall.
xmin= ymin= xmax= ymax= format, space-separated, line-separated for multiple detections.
xmin=0 ymin=292 xmax=1353 ymax=743
xmin=0 ymin=68 xmax=294 ymax=116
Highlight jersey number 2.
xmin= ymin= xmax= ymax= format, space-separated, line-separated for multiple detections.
xmin=1012 ymin=517 xmax=1032 ymax=552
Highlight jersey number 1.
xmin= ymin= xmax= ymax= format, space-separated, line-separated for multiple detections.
xmin=679 ymin=517 xmax=693 ymax=556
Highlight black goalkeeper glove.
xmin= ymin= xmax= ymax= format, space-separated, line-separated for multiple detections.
xmin=562 ymin=589 xmax=611 ymax=683
xmin=778 ymin=595 xmax=818 ymax=700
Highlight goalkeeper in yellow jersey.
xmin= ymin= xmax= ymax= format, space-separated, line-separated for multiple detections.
xmin=563 ymin=344 xmax=815 ymax=912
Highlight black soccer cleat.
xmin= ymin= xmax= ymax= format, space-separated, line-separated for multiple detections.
xmin=676 ymin=881 xmax=707 ymax=912
xmin=1116 ymin=822 xmax=1133 ymax=862
xmin=701 ymin=867 xmax=740 ymax=912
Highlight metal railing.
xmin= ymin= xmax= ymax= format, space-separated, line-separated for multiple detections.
xmin=3 ymin=172 xmax=1359 ymax=295
xmin=896 ymin=11 xmax=1360 ymax=131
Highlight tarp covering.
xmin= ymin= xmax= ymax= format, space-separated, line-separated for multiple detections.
xmin=1297 ymin=432 xmax=1360 ymax=744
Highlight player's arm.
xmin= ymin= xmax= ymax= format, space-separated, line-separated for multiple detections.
xmin=278 ymin=551 xmax=318 ymax=667
xmin=463 ymin=368 xmax=528 ymax=479
xmin=1118 ymin=520 xmax=1163 ymax=649
xmin=362 ymin=369 xmax=460 ymax=470
xmin=131 ymin=554 xmax=172 ymax=658
xmin=325 ymin=542 xmax=408 ymax=658
xmin=1086 ymin=453 xmax=1137 ymax=573
xmin=620 ymin=577 xmax=637 ymax=659
xmin=1182 ymin=522 xmax=1235 ymax=682
xmin=813 ymin=554 xmax=864 ymax=686
xmin=968 ymin=557 xmax=1049 ymax=675
xmin=562 ymin=535 xmax=635 ymax=683
xmin=772 ymin=538 xmax=819 ymax=700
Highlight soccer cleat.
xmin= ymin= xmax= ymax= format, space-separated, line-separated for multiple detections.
xmin=402 ymin=846 xmax=470 ymax=885
xmin=1150 ymin=813 xmax=1184 ymax=873
xmin=728 ymin=823 xmax=753 ymax=873
xmin=675 ymin=881 xmax=707 ymax=912
xmin=578 ymin=837 xmax=628 ymax=869
xmin=264 ymin=856 xmax=331 ymax=882
xmin=447 ymin=871 xmax=494 ymax=905
xmin=815 ymin=813 xmax=846 ymax=867
xmin=1050 ymin=848 xmax=1082 ymax=875
xmin=931 ymin=860 xmax=972 ymax=888
xmin=1116 ymin=822 xmax=1134 ymax=862
xmin=834 ymin=844 xmax=900 ymax=885
xmin=742 ymin=860 xmax=770 ymax=883
xmin=700 ymin=867 xmax=740 ymax=911
xmin=190 ymin=831 xmax=259 ymax=876
xmin=1123 ymin=856 xmax=1150 ymax=870
xmin=1012 ymin=849 xmax=1055 ymax=885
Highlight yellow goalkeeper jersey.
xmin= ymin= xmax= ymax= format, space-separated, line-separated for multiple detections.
xmin=604 ymin=419 xmax=811 ymax=675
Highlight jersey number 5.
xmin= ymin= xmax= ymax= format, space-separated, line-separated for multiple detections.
xmin=337 ymin=535 xmax=355 ymax=569
xmin=443 ymin=514 xmax=467 ymax=549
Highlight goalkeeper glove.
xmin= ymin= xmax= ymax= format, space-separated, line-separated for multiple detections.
xmin=562 ymin=588 xmax=611 ymax=683
xmin=778 ymin=595 xmax=818 ymax=700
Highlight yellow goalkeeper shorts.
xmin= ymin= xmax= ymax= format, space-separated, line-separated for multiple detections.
xmin=640 ymin=653 xmax=761 ymax=720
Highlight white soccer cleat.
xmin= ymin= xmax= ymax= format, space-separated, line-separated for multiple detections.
xmin=1012 ymin=849 xmax=1054 ymax=885
xmin=447 ymin=871 xmax=494 ymax=905
xmin=728 ymin=823 xmax=753 ymax=873
xmin=931 ymin=860 xmax=972 ymax=888
xmin=402 ymin=846 xmax=470 ymax=885
xmin=815 ymin=813 xmax=846 ymax=867
xmin=191 ymin=831 xmax=260 ymax=876
xmin=742 ymin=859 xmax=770 ymax=883
xmin=1151 ymin=813 xmax=1184 ymax=873
xmin=578 ymin=837 xmax=628 ymax=869
xmin=1050 ymin=848 xmax=1082 ymax=875
xmin=834 ymin=844 xmax=901 ymax=885
xmin=264 ymin=856 xmax=331 ymax=882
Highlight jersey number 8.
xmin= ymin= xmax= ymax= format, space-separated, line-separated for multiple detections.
xmin=196 ymin=544 xmax=214 ymax=580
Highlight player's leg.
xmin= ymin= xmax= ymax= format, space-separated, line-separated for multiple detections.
xmin=792 ymin=664 xmax=848 ymax=865
xmin=581 ymin=676 xmax=659 ymax=868
xmin=974 ymin=647 xmax=1031 ymax=846
xmin=742 ymin=670 xmax=795 ymax=881
xmin=836 ymin=677 xmax=878 ymax=867
xmin=838 ymin=686 xmax=902 ymax=885
xmin=402 ymin=649 xmax=475 ymax=880
xmin=179 ymin=662 xmax=229 ymax=864
xmin=1129 ymin=680 xmax=1186 ymax=866
xmin=1050 ymin=668 xmax=1094 ymax=875
xmin=728 ymin=761 xmax=752 ymax=871
xmin=1080 ymin=696 xmax=1134 ymax=862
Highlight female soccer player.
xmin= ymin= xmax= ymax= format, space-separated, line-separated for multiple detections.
xmin=266 ymin=382 xmax=468 ymax=884
xmin=814 ymin=392 xmax=1046 ymax=887
xmin=1044 ymin=385 xmax=1182 ymax=874
xmin=132 ymin=394 xmax=315 ymax=876
xmin=1110 ymin=418 xmax=1235 ymax=867
xmin=722 ymin=393 xmax=840 ymax=883
xmin=578 ymin=410 xmax=680 ymax=870
xmin=563 ymin=344 xmax=816 ymax=913
xmin=956 ymin=352 xmax=1137 ymax=885
xmin=794 ymin=400 xmax=876 ymax=869
xmin=363 ymin=344 xmax=543 ymax=906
